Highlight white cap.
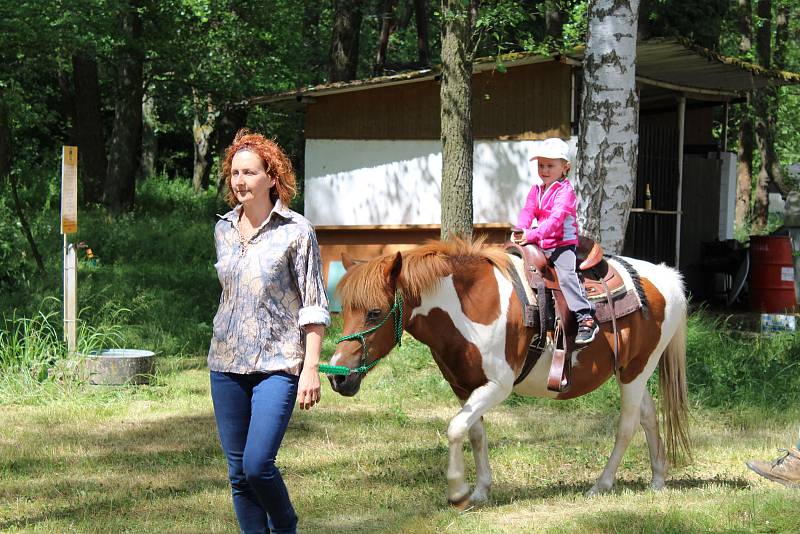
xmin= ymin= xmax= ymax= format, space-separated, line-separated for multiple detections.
xmin=529 ymin=138 xmax=570 ymax=162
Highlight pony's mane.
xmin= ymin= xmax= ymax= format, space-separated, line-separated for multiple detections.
xmin=336 ymin=236 xmax=510 ymax=310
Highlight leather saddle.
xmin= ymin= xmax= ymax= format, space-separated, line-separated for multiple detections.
xmin=506 ymin=236 xmax=637 ymax=393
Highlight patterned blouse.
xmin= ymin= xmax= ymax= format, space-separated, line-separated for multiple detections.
xmin=207 ymin=200 xmax=330 ymax=375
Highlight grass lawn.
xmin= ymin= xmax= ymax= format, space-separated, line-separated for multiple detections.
xmin=2 ymin=332 xmax=800 ymax=533
xmin=2 ymin=180 xmax=800 ymax=532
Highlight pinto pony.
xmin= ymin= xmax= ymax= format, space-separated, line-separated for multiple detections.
xmin=328 ymin=238 xmax=690 ymax=506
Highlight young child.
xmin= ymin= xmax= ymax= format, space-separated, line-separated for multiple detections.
xmin=512 ymin=137 xmax=599 ymax=345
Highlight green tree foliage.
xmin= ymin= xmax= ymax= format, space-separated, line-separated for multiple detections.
xmin=1 ymin=0 xmax=799 ymax=287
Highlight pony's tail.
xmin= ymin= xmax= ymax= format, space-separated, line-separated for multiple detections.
xmin=658 ymin=298 xmax=692 ymax=466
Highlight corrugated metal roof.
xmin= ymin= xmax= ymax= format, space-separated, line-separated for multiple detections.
xmin=249 ymin=37 xmax=799 ymax=106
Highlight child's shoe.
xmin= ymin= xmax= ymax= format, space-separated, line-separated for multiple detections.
xmin=575 ymin=317 xmax=599 ymax=345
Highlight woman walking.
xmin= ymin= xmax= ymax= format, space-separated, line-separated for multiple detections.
xmin=209 ymin=129 xmax=329 ymax=534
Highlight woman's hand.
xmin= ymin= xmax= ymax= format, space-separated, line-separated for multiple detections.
xmin=298 ymin=323 xmax=325 ymax=410
xmin=297 ymin=366 xmax=321 ymax=410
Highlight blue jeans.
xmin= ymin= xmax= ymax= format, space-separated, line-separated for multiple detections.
xmin=210 ymin=371 xmax=299 ymax=534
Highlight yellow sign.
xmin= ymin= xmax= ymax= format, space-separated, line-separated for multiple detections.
xmin=61 ymin=146 xmax=78 ymax=234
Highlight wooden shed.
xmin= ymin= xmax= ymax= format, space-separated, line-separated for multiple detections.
xmin=252 ymin=37 xmax=800 ymax=301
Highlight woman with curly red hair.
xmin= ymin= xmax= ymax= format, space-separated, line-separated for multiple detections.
xmin=208 ymin=129 xmax=329 ymax=534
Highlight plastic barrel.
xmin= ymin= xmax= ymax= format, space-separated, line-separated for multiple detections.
xmin=749 ymin=236 xmax=797 ymax=313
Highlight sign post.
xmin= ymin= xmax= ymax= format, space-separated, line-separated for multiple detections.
xmin=61 ymin=146 xmax=78 ymax=355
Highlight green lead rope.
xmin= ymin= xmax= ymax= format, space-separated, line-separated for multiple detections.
xmin=319 ymin=292 xmax=404 ymax=376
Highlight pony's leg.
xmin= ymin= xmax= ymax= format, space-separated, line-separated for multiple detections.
xmin=467 ymin=418 xmax=492 ymax=504
xmin=588 ymin=379 xmax=647 ymax=496
xmin=639 ymin=389 xmax=667 ymax=490
xmin=447 ymin=381 xmax=510 ymax=507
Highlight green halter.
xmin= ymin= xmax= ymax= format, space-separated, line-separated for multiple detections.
xmin=319 ymin=291 xmax=404 ymax=376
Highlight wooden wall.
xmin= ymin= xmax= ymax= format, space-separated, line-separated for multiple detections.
xmin=316 ymin=224 xmax=509 ymax=285
xmin=306 ymin=61 xmax=571 ymax=140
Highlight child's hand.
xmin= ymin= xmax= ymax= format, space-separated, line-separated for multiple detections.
xmin=511 ymin=229 xmax=527 ymax=245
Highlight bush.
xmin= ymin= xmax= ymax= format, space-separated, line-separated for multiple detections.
xmin=0 ymin=196 xmax=34 ymax=289
xmin=686 ymin=308 xmax=800 ymax=407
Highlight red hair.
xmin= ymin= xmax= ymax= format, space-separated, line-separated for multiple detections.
xmin=220 ymin=129 xmax=297 ymax=208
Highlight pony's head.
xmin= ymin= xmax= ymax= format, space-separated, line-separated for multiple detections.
xmin=328 ymin=237 xmax=506 ymax=396
xmin=328 ymin=251 xmax=405 ymax=396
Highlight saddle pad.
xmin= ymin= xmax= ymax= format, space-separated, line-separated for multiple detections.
xmin=591 ymin=256 xmax=642 ymax=324
xmin=593 ymin=289 xmax=642 ymax=323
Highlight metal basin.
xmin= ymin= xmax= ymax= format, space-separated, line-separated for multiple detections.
xmin=82 ymin=349 xmax=155 ymax=385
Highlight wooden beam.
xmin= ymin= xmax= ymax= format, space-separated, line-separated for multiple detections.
xmin=637 ymin=75 xmax=740 ymax=98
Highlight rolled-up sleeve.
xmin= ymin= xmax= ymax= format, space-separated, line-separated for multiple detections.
xmin=292 ymin=227 xmax=331 ymax=328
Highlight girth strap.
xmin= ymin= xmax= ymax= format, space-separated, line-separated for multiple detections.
xmin=600 ymin=274 xmax=620 ymax=370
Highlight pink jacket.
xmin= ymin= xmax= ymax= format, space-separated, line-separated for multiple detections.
xmin=516 ymin=179 xmax=579 ymax=249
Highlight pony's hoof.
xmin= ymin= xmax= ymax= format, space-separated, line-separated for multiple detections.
xmin=468 ymin=489 xmax=489 ymax=505
xmin=448 ymin=495 xmax=473 ymax=511
xmin=586 ymin=483 xmax=611 ymax=497
xmin=650 ymin=479 xmax=666 ymax=491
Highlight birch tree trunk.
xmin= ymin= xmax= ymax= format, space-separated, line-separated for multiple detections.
xmin=439 ymin=0 xmax=477 ymax=240
xmin=575 ymin=0 xmax=640 ymax=254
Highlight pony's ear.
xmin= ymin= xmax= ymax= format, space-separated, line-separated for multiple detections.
xmin=341 ymin=252 xmax=365 ymax=270
xmin=384 ymin=251 xmax=403 ymax=289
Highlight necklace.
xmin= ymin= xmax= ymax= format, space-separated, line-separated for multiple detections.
xmin=237 ymin=219 xmax=258 ymax=256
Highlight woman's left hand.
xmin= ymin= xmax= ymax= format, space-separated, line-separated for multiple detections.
xmin=297 ymin=367 xmax=321 ymax=410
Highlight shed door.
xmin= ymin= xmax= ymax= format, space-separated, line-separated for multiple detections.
xmin=623 ymin=112 xmax=680 ymax=265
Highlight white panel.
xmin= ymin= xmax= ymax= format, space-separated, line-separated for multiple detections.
xmin=304 ymin=137 xmax=579 ymax=226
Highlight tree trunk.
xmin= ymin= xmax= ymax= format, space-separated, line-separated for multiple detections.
xmin=215 ymin=106 xmax=248 ymax=191
xmin=72 ymin=54 xmax=107 ymax=205
xmin=544 ymin=0 xmax=564 ymax=40
xmin=439 ymin=0 xmax=477 ymax=241
xmin=192 ymin=90 xmax=218 ymax=192
xmin=375 ymin=0 xmax=398 ymax=75
xmin=637 ymin=0 xmax=655 ymax=40
xmin=138 ymin=89 xmax=157 ymax=180
xmin=575 ymin=0 xmax=640 ymax=255
xmin=768 ymin=1 xmax=790 ymax=194
xmin=414 ymin=0 xmax=431 ymax=66
xmin=752 ymin=111 xmax=770 ymax=231
xmin=735 ymin=98 xmax=754 ymax=229
xmin=734 ymin=0 xmax=753 ymax=230
xmin=774 ymin=2 xmax=789 ymax=71
xmin=104 ymin=0 xmax=144 ymax=213
xmin=329 ymin=0 xmax=363 ymax=82
xmin=0 ymin=100 xmax=45 ymax=274
xmin=304 ymin=1 xmax=324 ymax=84
xmin=0 ymin=99 xmax=9 ymax=179
xmin=752 ymin=0 xmax=788 ymax=231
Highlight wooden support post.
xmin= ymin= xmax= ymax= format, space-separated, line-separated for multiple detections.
xmin=675 ymin=96 xmax=686 ymax=268
xmin=722 ymin=101 xmax=730 ymax=152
